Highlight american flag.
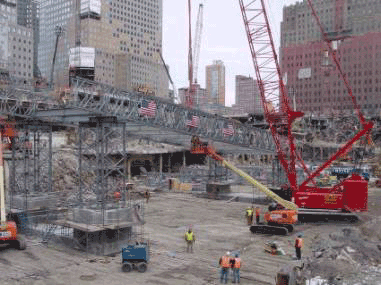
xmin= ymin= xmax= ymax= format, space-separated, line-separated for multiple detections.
xmin=138 ymin=100 xmax=156 ymax=117
xmin=186 ymin=115 xmax=200 ymax=128
xmin=222 ymin=122 xmax=234 ymax=136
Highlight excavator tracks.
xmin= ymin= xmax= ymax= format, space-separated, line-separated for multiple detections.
xmin=250 ymin=225 xmax=289 ymax=236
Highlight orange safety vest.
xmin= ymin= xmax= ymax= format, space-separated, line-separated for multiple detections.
xmin=295 ymin=237 xmax=303 ymax=248
xmin=234 ymin=258 xmax=241 ymax=268
xmin=221 ymin=256 xmax=230 ymax=268
xmin=255 ymin=208 xmax=260 ymax=217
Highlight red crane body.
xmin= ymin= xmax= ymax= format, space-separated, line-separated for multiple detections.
xmin=239 ymin=0 xmax=372 ymax=212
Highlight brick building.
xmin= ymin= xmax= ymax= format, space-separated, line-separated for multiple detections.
xmin=280 ymin=0 xmax=381 ymax=116
xmin=231 ymin=75 xmax=262 ymax=115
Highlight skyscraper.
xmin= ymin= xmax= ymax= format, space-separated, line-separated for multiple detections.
xmin=178 ymin=84 xmax=206 ymax=109
xmin=17 ymin=0 xmax=39 ymax=78
xmin=38 ymin=0 xmax=168 ymax=97
xmin=0 ymin=0 xmax=34 ymax=79
xmin=205 ymin=60 xmax=225 ymax=106
xmin=280 ymin=0 xmax=381 ymax=116
xmin=232 ymin=75 xmax=262 ymax=114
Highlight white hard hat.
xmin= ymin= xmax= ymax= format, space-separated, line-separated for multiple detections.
xmin=226 ymin=251 xmax=230 ymax=255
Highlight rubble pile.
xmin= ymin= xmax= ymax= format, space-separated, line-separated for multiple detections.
xmin=303 ymin=227 xmax=381 ymax=284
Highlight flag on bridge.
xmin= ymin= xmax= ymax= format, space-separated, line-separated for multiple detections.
xmin=186 ymin=114 xmax=200 ymax=128
xmin=138 ymin=100 xmax=156 ymax=117
xmin=222 ymin=122 xmax=235 ymax=136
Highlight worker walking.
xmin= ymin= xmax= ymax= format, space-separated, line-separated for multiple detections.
xmin=245 ymin=206 xmax=254 ymax=225
xmin=184 ymin=228 xmax=195 ymax=253
xmin=232 ymin=253 xmax=241 ymax=283
xmin=295 ymin=234 xmax=304 ymax=260
xmin=219 ymin=252 xmax=231 ymax=284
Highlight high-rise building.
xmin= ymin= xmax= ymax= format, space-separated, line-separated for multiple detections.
xmin=205 ymin=60 xmax=225 ymax=106
xmin=0 ymin=0 xmax=34 ymax=79
xmin=17 ymin=0 xmax=40 ymax=78
xmin=38 ymin=0 xmax=75 ymax=85
xmin=280 ymin=0 xmax=381 ymax=116
xmin=232 ymin=75 xmax=262 ymax=115
xmin=38 ymin=0 xmax=168 ymax=97
xmin=178 ymin=84 xmax=206 ymax=109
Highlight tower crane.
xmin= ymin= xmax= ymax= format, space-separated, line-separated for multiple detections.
xmin=192 ymin=3 xmax=204 ymax=84
xmin=185 ymin=0 xmax=194 ymax=108
xmin=185 ymin=1 xmax=204 ymax=108
xmin=238 ymin=0 xmax=372 ymax=217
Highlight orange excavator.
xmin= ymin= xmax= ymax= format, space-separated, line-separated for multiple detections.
xmin=191 ymin=135 xmax=298 ymax=235
xmin=0 ymin=118 xmax=26 ymax=250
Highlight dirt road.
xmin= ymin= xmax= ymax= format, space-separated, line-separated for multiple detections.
xmin=0 ymin=189 xmax=380 ymax=284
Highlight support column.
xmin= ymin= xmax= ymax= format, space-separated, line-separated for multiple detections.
xmin=160 ymin=154 xmax=163 ymax=177
xmin=168 ymin=153 xmax=172 ymax=174
xmin=128 ymin=159 xmax=132 ymax=182
xmin=48 ymin=126 xmax=53 ymax=192
xmin=183 ymin=151 xmax=186 ymax=167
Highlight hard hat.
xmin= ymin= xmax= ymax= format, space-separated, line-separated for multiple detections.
xmin=235 ymin=254 xmax=239 ymax=257
xmin=226 ymin=251 xmax=230 ymax=256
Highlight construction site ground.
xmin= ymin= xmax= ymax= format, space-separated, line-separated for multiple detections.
xmin=1 ymin=187 xmax=381 ymax=285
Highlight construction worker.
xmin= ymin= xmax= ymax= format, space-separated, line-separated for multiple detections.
xmin=245 ymin=206 xmax=254 ymax=225
xmin=144 ymin=190 xmax=150 ymax=203
xmin=219 ymin=251 xmax=231 ymax=284
xmin=255 ymin=207 xmax=261 ymax=224
xmin=295 ymin=234 xmax=304 ymax=260
xmin=232 ymin=253 xmax=241 ymax=284
xmin=184 ymin=228 xmax=195 ymax=253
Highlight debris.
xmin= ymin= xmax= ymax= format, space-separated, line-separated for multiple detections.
xmin=264 ymin=241 xmax=285 ymax=256
xmin=79 ymin=274 xmax=97 ymax=281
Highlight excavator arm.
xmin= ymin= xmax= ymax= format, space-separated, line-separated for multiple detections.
xmin=191 ymin=136 xmax=298 ymax=211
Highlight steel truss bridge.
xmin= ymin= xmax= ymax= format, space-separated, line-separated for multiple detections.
xmin=0 ymin=75 xmax=275 ymax=247
xmin=0 ymin=76 xmax=274 ymax=153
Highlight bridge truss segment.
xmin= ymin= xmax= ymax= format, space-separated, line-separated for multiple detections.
xmin=65 ymin=77 xmax=275 ymax=153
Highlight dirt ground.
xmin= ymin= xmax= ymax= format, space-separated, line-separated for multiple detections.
xmin=0 ymin=187 xmax=380 ymax=285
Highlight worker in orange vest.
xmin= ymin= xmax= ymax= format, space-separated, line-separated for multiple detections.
xmin=295 ymin=234 xmax=304 ymax=260
xmin=232 ymin=253 xmax=241 ymax=283
xmin=219 ymin=251 xmax=231 ymax=284
xmin=255 ymin=207 xmax=261 ymax=224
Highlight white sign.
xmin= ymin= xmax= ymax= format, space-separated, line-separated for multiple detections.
xmin=69 ymin=47 xmax=95 ymax=68
xmin=81 ymin=0 xmax=101 ymax=16
xmin=298 ymin=67 xmax=312 ymax=79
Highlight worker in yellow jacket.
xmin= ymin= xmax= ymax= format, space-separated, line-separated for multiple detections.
xmin=245 ymin=207 xmax=254 ymax=225
xmin=184 ymin=228 xmax=195 ymax=253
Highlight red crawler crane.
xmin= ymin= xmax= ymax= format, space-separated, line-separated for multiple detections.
xmin=238 ymin=0 xmax=372 ymax=218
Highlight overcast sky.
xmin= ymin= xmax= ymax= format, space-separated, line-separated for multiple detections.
xmin=162 ymin=0 xmax=300 ymax=106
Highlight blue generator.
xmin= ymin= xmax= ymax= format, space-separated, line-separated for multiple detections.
xmin=121 ymin=242 xmax=149 ymax=273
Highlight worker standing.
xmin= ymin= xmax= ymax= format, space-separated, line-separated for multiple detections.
xmin=144 ymin=190 xmax=150 ymax=203
xmin=184 ymin=228 xmax=195 ymax=253
xmin=255 ymin=207 xmax=261 ymax=224
xmin=245 ymin=206 xmax=254 ymax=225
xmin=295 ymin=234 xmax=304 ymax=260
xmin=232 ymin=253 xmax=241 ymax=284
xmin=219 ymin=252 xmax=231 ymax=284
